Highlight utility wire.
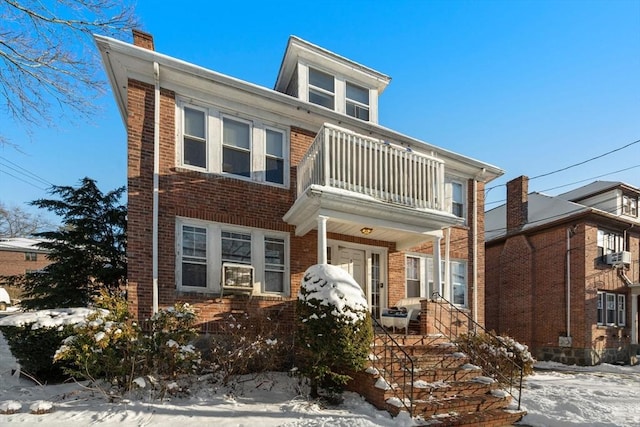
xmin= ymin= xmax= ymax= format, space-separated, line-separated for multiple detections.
xmin=0 ymin=169 xmax=48 ymax=191
xmin=0 ymin=155 xmax=54 ymax=187
xmin=485 ymin=137 xmax=640 ymax=192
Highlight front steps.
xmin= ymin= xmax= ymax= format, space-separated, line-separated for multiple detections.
xmin=347 ymin=333 xmax=526 ymax=426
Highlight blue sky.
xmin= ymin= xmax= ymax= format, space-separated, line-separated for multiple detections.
xmin=1 ymin=0 xmax=639 ymax=222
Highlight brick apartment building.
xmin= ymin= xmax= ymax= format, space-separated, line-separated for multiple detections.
xmin=95 ymin=30 xmax=503 ymax=329
xmin=0 ymin=237 xmax=51 ymax=302
xmin=485 ymin=176 xmax=640 ymax=365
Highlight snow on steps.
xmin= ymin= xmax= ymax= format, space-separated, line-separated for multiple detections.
xmin=347 ymin=332 xmax=526 ymax=426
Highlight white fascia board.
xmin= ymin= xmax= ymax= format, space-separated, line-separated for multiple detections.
xmin=94 ymin=34 xmax=503 ymax=183
xmin=275 ymin=36 xmax=391 ymax=94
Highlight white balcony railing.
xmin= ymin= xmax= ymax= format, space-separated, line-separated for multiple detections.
xmin=297 ymin=123 xmax=445 ymax=211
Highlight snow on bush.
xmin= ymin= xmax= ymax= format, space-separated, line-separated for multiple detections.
xmin=296 ymin=264 xmax=373 ymax=398
xmin=0 ymin=400 xmax=22 ymax=415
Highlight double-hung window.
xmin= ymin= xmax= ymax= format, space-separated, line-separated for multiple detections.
xmin=222 ymin=117 xmax=251 ymax=177
xmin=406 ymin=256 xmax=421 ymax=298
xmin=181 ymin=225 xmax=207 ymax=288
xmin=405 ymin=255 xmax=467 ymax=306
xmin=178 ymin=102 xmax=289 ymax=187
xmin=451 ymin=182 xmax=464 ymax=218
xmin=597 ymin=291 xmax=626 ymax=326
xmin=177 ymin=218 xmax=290 ymax=296
xmin=597 ymin=229 xmax=624 ymax=259
xmin=264 ymin=237 xmax=285 ymax=292
xmin=265 ymin=128 xmax=285 ymax=185
xmin=24 ymin=252 xmax=38 ymax=261
xmin=183 ymin=107 xmax=207 ymax=168
xmin=623 ymin=195 xmax=638 ymax=217
xmin=346 ymin=82 xmax=370 ymax=121
xmin=308 ymin=68 xmax=335 ymax=109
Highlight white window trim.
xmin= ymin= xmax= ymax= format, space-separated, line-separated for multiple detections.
xmin=176 ymin=100 xmax=290 ymax=189
xmin=180 ymin=104 xmax=209 ymax=171
xmin=297 ymin=61 xmax=378 ymax=123
xmin=597 ymin=291 xmax=626 ymax=327
xmin=345 ymin=81 xmax=370 ymax=121
xmin=176 ymin=217 xmax=290 ymax=296
xmin=445 ymin=177 xmax=466 ymax=221
xmin=405 ymin=254 xmax=467 ymax=307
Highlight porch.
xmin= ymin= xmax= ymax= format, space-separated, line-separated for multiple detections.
xmin=284 ymin=122 xmax=462 ymax=254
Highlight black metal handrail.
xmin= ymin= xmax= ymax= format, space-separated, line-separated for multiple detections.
xmin=429 ymin=292 xmax=524 ymax=410
xmin=371 ymin=317 xmax=414 ymax=416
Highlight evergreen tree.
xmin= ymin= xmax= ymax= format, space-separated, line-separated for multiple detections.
xmin=5 ymin=177 xmax=126 ymax=309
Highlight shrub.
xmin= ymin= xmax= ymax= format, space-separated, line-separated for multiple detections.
xmin=54 ymin=291 xmax=202 ymax=393
xmin=296 ymin=264 xmax=373 ymax=399
xmin=455 ymin=331 xmax=535 ymax=385
xmin=1 ymin=324 xmax=74 ymax=383
xmin=201 ymin=309 xmax=294 ymax=385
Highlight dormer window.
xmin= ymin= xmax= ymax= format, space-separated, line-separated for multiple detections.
xmin=308 ymin=68 xmax=334 ymax=109
xmin=346 ymin=82 xmax=369 ymax=121
xmin=622 ymin=195 xmax=638 ymax=217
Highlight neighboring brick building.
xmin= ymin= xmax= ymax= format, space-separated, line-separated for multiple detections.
xmin=95 ymin=31 xmax=503 ymax=330
xmin=486 ymin=176 xmax=640 ymax=365
xmin=0 ymin=237 xmax=51 ymax=302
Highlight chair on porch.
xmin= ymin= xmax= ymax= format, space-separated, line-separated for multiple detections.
xmin=380 ymin=297 xmax=422 ymax=334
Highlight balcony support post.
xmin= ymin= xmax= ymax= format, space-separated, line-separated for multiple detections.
xmin=317 ymin=215 xmax=329 ymax=264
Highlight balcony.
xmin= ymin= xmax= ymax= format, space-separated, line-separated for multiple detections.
xmin=285 ymin=123 xmax=461 ymax=248
xmin=298 ymin=123 xmax=446 ymax=210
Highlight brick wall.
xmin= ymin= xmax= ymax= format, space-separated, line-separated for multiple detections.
xmin=126 ymin=76 xmax=486 ymax=333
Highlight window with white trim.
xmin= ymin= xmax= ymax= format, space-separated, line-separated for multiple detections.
xmin=181 ymin=225 xmax=207 ymax=288
xmin=622 ymin=195 xmax=638 ymax=217
xmin=222 ymin=117 xmax=251 ymax=177
xmin=176 ymin=218 xmax=290 ymax=295
xmin=406 ymin=256 xmax=421 ymax=298
xmin=451 ymin=181 xmax=464 ymax=217
xmin=596 ymin=229 xmax=625 ymax=258
xmin=264 ymin=237 xmax=285 ymax=292
xmin=183 ymin=107 xmax=207 ymax=168
xmin=405 ymin=255 xmax=467 ymax=306
xmin=265 ymin=128 xmax=285 ymax=184
xmin=177 ymin=102 xmax=289 ymax=187
xmin=346 ymin=82 xmax=369 ymax=121
xmin=597 ymin=291 xmax=626 ymax=326
xmin=308 ymin=67 xmax=335 ymax=109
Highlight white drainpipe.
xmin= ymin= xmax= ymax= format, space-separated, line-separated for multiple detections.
xmin=152 ymin=61 xmax=160 ymax=314
xmin=472 ymin=177 xmax=479 ymax=323
xmin=566 ymin=227 xmax=571 ymax=338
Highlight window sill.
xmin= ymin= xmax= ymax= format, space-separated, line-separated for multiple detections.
xmin=172 ymin=167 xmax=289 ymax=190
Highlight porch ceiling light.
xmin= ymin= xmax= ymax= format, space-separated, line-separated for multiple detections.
xmin=360 ymin=227 xmax=373 ymax=235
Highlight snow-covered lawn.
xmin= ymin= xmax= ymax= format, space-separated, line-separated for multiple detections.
xmin=1 ymin=329 xmax=639 ymax=426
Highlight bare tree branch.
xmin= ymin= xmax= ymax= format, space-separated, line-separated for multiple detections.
xmin=0 ymin=0 xmax=139 ymax=145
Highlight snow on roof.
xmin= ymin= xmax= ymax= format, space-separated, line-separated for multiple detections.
xmin=0 ymin=237 xmax=49 ymax=253
xmin=485 ymin=192 xmax=589 ymax=242
xmin=298 ymin=264 xmax=368 ymax=325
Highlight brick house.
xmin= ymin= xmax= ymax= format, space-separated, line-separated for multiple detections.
xmin=0 ymin=237 xmax=51 ymax=302
xmin=95 ymin=30 xmax=503 ymax=331
xmin=485 ymin=176 xmax=640 ymax=365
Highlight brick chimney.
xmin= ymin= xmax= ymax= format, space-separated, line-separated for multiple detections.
xmin=506 ymin=176 xmax=529 ymax=234
xmin=132 ymin=29 xmax=155 ymax=51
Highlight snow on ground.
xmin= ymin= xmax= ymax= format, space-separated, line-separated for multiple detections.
xmin=1 ymin=328 xmax=639 ymax=426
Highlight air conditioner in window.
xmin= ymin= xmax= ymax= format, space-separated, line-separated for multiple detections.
xmin=606 ymin=251 xmax=631 ymax=266
xmin=221 ymin=263 xmax=254 ymax=296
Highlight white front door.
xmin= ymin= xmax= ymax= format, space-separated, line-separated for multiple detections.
xmin=337 ymin=247 xmax=366 ymax=293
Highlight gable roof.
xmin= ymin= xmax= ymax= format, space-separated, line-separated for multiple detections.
xmin=485 ymin=192 xmax=590 ymax=242
xmin=556 ymin=181 xmax=624 ymax=202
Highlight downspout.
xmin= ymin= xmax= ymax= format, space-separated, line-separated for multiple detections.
xmin=566 ymin=226 xmax=576 ymax=338
xmin=473 ymin=178 xmax=478 ymax=323
xmin=152 ymin=61 xmax=160 ymax=314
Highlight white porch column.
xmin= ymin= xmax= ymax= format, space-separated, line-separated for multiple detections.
xmin=317 ymin=215 xmax=329 ymax=264
xmin=433 ymin=235 xmax=443 ymax=299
